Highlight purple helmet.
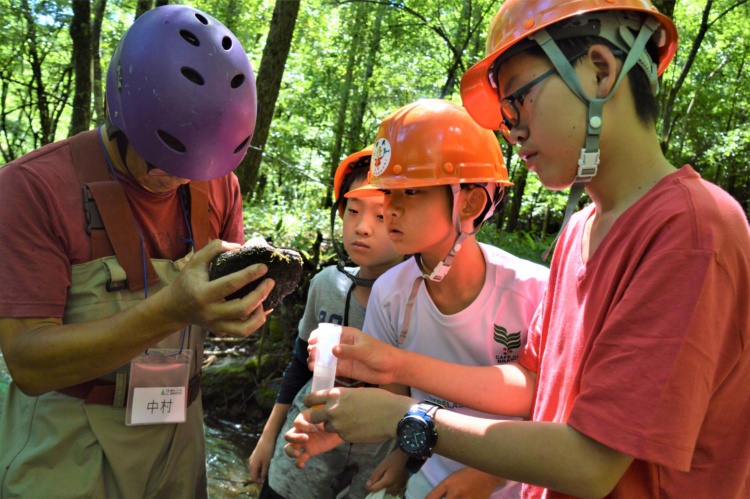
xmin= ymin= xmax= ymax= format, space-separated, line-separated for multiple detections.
xmin=106 ymin=5 xmax=256 ymax=181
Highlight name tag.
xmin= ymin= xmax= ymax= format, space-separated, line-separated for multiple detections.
xmin=126 ymin=349 xmax=192 ymax=426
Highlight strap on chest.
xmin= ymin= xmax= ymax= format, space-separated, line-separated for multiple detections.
xmin=67 ymin=131 xmax=210 ymax=293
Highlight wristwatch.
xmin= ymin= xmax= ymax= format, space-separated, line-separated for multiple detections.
xmin=396 ymin=401 xmax=442 ymax=473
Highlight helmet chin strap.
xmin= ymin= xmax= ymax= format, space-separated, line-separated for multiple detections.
xmin=329 ymin=199 xmax=377 ymax=288
xmin=530 ymin=17 xmax=660 ymax=261
xmin=417 ymin=184 xmax=499 ymax=282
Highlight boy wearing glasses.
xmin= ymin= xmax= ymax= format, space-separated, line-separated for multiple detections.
xmin=289 ymin=0 xmax=750 ymax=497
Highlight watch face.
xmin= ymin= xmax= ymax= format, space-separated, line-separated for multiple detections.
xmin=399 ymin=418 xmax=430 ymax=453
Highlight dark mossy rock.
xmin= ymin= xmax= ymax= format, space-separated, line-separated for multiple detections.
xmin=209 ymin=239 xmax=303 ymax=310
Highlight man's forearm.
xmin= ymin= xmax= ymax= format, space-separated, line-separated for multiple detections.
xmin=0 ymin=295 xmax=187 ymax=395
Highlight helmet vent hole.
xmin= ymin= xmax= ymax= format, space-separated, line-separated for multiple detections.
xmin=230 ymin=74 xmax=245 ymax=88
xmin=181 ymin=67 xmax=205 ymax=86
xmin=180 ymin=30 xmax=200 ymax=46
xmin=234 ymin=136 xmax=251 ymax=154
xmin=222 ymin=36 xmax=232 ymax=50
xmin=157 ymin=130 xmax=187 ymax=153
xmin=195 ymin=13 xmax=208 ymax=25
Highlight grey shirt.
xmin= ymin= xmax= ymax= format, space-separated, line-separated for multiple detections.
xmin=268 ymin=265 xmax=394 ymax=499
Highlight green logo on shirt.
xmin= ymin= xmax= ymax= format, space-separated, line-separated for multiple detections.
xmin=494 ymin=325 xmax=521 ymax=350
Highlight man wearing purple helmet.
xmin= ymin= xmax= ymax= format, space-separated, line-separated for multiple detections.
xmin=0 ymin=5 xmax=270 ymax=497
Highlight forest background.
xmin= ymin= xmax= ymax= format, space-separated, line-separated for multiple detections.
xmin=0 ymin=0 xmax=749 ymax=492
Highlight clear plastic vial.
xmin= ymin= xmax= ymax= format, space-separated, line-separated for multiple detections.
xmin=311 ymin=323 xmax=342 ymax=393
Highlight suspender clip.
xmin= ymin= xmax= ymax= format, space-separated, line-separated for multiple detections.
xmin=82 ymin=185 xmax=105 ymax=234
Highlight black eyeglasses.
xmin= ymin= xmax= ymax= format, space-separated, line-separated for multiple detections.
xmin=499 ymin=67 xmax=558 ymax=141
xmin=498 ymin=50 xmax=589 ymax=142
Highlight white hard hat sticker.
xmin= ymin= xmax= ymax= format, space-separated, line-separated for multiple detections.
xmin=371 ymin=138 xmax=391 ymax=177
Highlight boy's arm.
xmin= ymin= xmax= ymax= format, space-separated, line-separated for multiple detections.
xmin=367 ymin=448 xmax=409 ymax=496
xmin=430 ymin=410 xmax=634 ymax=498
xmin=283 ymin=409 xmax=344 ymax=468
xmin=427 ymin=467 xmax=507 ymax=499
xmin=248 ymin=402 xmax=291 ymax=483
xmin=323 ymin=327 xmax=534 ymax=417
xmin=305 ymin=388 xmax=634 ymax=498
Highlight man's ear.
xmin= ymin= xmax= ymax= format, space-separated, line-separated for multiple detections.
xmin=588 ymin=44 xmax=619 ymax=99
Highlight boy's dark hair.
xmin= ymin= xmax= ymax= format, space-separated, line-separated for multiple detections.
xmin=523 ymin=36 xmax=660 ymax=126
xmin=337 ymin=156 xmax=371 ymax=208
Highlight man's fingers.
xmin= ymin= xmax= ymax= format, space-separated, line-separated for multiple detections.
xmin=209 ymin=263 xmax=270 ymax=303
xmin=211 ymin=300 xmax=269 ymax=339
xmin=193 ymin=239 xmax=241 ymax=267
xmin=214 ymin=277 xmax=274 ymax=323
xmin=304 ymin=392 xmax=329 ymax=412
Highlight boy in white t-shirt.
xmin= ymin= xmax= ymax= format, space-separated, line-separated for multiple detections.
xmin=287 ymin=99 xmax=549 ymax=498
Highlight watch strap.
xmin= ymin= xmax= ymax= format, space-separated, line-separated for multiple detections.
xmin=405 ymin=455 xmax=428 ymax=474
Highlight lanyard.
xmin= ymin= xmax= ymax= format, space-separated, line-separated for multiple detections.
xmin=96 ymin=126 xmax=188 ymax=354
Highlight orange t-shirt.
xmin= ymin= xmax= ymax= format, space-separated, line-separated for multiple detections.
xmin=520 ymin=166 xmax=750 ymax=498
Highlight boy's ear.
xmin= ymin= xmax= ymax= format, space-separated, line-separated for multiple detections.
xmin=460 ymin=186 xmax=488 ymax=224
xmin=588 ymin=44 xmax=619 ymax=99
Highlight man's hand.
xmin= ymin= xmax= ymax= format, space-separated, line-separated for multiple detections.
xmin=303 ymin=387 xmax=413 ymax=444
xmin=157 ymin=239 xmax=275 ymax=337
xmin=0 ymin=240 xmax=275 ymax=395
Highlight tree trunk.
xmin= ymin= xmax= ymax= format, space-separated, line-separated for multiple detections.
xmin=324 ymin=3 xmax=367 ymax=207
xmin=135 ymin=0 xmax=154 ymax=19
xmin=91 ymin=0 xmax=107 ymax=125
xmin=21 ymin=0 xmax=72 ymax=146
xmin=659 ymin=0 xmax=713 ymax=153
xmin=236 ymin=0 xmax=301 ymax=199
xmin=651 ymin=0 xmax=676 ymax=18
xmin=505 ymin=148 xmax=527 ymax=233
xmin=347 ymin=2 xmax=385 ymax=151
xmin=69 ymin=0 xmax=93 ymax=136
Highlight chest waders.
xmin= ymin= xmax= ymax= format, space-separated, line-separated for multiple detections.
xmin=0 ymin=130 xmax=211 ymax=499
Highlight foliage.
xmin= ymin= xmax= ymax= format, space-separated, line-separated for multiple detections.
xmin=659 ymin=0 xmax=750 ymax=213
xmin=243 ymin=174 xmax=333 ymax=255
xmin=1 ymin=0 xmax=748 ymax=223
xmin=477 ymin=224 xmax=554 ymax=268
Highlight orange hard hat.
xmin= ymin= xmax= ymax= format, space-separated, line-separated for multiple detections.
xmin=333 ymin=144 xmax=375 ymax=217
xmin=347 ymin=99 xmax=511 ymax=198
xmin=461 ymin=0 xmax=679 ymax=130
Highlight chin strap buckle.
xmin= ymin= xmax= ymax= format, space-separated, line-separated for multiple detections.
xmin=576 ymin=148 xmax=600 ymax=181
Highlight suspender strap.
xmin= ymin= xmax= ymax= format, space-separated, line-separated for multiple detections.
xmin=398 ymin=276 xmax=425 ymax=346
xmin=68 ymin=130 xmax=159 ymax=292
xmin=69 ymin=131 xmax=115 ymax=259
xmin=188 ymin=181 xmax=210 ymax=251
xmin=86 ymin=181 xmax=160 ymax=292
xmin=81 ymin=184 xmax=115 ymax=259
xmin=58 ymin=373 xmax=202 ymax=407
